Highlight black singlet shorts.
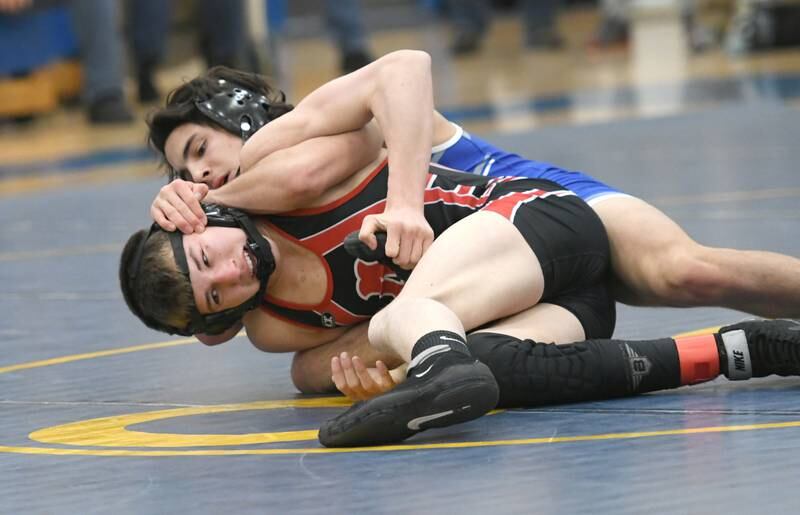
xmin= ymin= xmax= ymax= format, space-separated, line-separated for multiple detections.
xmin=478 ymin=184 xmax=614 ymax=338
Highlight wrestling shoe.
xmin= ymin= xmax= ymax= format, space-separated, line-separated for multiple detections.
xmin=718 ymin=319 xmax=800 ymax=379
xmin=318 ymin=349 xmax=499 ymax=447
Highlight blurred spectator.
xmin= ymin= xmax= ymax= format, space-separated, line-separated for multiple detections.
xmin=0 ymin=0 xmax=133 ymax=123
xmin=444 ymin=0 xmax=564 ymax=55
xmin=129 ymin=0 xmax=246 ymax=103
xmin=724 ymin=0 xmax=800 ymax=54
xmin=590 ymin=0 xmax=733 ymax=52
xmin=591 ymin=0 xmax=630 ymax=47
xmin=324 ymin=0 xmax=373 ymax=73
xmin=70 ymin=0 xmax=133 ymax=123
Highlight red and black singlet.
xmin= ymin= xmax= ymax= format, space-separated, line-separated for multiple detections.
xmin=260 ymin=159 xmax=574 ymax=329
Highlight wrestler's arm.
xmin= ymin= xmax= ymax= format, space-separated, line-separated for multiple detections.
xmin=243 ymin=50 xmax=433 ymax=166
xmin=204 ymin=124 xmax=383 ymax=213
xmin=151 ymin=124 xmax=382 ymax=233
xmin=244 ymin=50 xmax=438 ymax=266
xmin=241 ymin=314 xmax=404 ymax=397
xmin=289 ymin=323 xmax=404 ymax=394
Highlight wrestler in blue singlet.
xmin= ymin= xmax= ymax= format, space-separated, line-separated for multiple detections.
xmin=431 ymin=123 xmax=631 ymax=206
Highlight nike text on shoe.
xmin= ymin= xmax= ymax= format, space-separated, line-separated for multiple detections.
xmin=719 ymin=319 xmax=800 ymax=379
xmin=318 ymin=353 xmax=499 ymax=447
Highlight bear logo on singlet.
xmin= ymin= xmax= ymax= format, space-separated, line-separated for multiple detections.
xmin=354 ymin=260 xmax=404 ymax=301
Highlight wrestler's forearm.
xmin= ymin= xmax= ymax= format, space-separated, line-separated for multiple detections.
xmin=290 ymin=322 xmax=403 ymax=393
xmin=243 ymin=51 xmax=432 ymax=172
xmin=208 ymin=127 xmax=382 ymax=213
xmin=370 ymin=52 xmax=433 ymax=212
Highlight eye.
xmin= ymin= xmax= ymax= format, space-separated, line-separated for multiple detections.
xmin=198 ymin=140 xmax=206 ymax=157
xmin=202 ymin=250 xmax=209 ymax=267
xmin=211 ymin=289 xmax=220 ymax=305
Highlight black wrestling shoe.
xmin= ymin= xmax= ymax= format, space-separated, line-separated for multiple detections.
xmin=719 ymin=319 xmax=800 ymax=379
xmin=318 ymin=352 xmax=499 ymax=447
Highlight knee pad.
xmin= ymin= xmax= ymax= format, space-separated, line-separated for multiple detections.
xmin=467 ymin=332 xmax=618 ymax=408
xmin=467 ymin=332 xmax=681 ymax=408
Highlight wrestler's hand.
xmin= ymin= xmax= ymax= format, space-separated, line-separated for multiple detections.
xmin=151 ymin=179 xmax=208 ymax=234
xmin=331 ymin=352 xmax=400 ymax=401
xmin=359 ymin=207 xmax=433 ymax=270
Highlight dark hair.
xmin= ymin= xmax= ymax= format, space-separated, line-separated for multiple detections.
xmin=146 ymin=66 xmax=294 ymax=175
xmin=119 ymin=229 xmax=195 ymax=333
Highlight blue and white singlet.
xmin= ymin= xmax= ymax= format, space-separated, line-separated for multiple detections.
xmin=431 ymin=123 xmax=631 ymax=205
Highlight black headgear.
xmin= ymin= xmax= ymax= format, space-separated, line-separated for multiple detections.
xmin=127 ymin=204 xmax=275 ymax=336
xmin=195 ymin=78 xmax=272 ymax=141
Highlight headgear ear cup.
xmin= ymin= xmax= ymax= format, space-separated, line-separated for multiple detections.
xmin=195 ymin=79 xmax=272 ymax=141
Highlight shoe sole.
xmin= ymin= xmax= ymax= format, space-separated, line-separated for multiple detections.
xmin=319 ymin=361 xmax=499 ymax=447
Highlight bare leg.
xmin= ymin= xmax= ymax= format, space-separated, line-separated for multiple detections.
xmin=472 ymin=302 xmax=586 ymax=342
xmin=320 ymin=212 xmax=549 ymax=447
xmin=595 ymin=196 xmax=800 ymax=317
xmin=368 ymin=211 xmax=545 ymax=362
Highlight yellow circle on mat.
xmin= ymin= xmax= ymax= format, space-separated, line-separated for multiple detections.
xmin=30 ymin=397 xmax=351 ymax=447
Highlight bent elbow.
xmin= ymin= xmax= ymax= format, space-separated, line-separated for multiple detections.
xmin=385 ymin=49 xmax=431 ymax=68
xmin=289 ymin=163 xmax=326 ymax=203
xmin=290 ymin=353 xmax=317 ymax=394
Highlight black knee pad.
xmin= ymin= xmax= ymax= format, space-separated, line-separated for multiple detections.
xmin=466 ymin=332 xmax=615 ymax=408
xmin=467 ymin=332 xmax=680 ymax=408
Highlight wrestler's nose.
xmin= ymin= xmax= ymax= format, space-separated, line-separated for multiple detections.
xmin=211 ymin=259 xmax=240 ymax=284
xmin=186 ymin=162 xmax=212 ymax=184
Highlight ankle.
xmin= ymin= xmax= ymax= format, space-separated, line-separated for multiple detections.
xmin=408 ymin=331 xmax=470 ymax=374
xmin=717 ymin=329 xmax=753 ymax=380
xmin=674 ymin=334 xmax=721 ymax=385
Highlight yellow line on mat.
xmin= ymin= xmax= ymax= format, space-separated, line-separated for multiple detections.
xmin=0 ymin=338 xmax=197 ymax=375
xmin=3 ymin=419 xmax=799 ymax=456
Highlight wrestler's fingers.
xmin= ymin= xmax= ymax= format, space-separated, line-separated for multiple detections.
xmin=158 ymin=201 xmax=195 ymax=234
xmin=395 ymin=238 xmax=421 ymax=270
xmin=168 ymin=186 xmax=205 ymax=232
xmin=358 ymin=216 xmax=380 ymax=250
xmin=339 ymin=352 xmax=362 ymax=392
xmin=351 ymin=356 xmax=376 ymax=391
xmin=192 ymin=183 xmax=209 ymax=202
xmin=176 ymin=184 xmax=207 ymax=226
xmin=331 ymin=356 xmax=347 ymax=393
xmin=156 ymin=187 xmax=199 ymax=229
xmin=374 ymin=360 xmax=393 ymax=389
xmin=384 ymin=225 xmax=401 ymax=260
xmin=414 ymin=236 xmax=425 ymax=266
xmin=150 ymin=204 xmax=177 ymax=232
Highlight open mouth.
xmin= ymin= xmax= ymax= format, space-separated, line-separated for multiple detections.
xmin=225 ymin=168 xmax=241 ymax=186
xmin=243 ymin=246 xmax=257 ymax=278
